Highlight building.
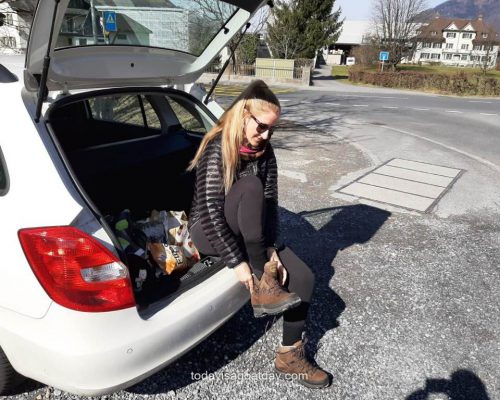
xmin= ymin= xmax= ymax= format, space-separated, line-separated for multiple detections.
xmin=322 ymin=20 xmax=373 ymax=65
xmin=0 ymin=1 xmax=32 ymax=54
xmin=413 ymin=16 xmax=500 ymax=69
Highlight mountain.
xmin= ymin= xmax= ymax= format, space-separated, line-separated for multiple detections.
xmin=424 ymin=0 xmax=500 ymax=32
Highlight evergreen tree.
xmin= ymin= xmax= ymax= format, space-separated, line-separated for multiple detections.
xmin=267 ymin=0 xmax=343 ymax=60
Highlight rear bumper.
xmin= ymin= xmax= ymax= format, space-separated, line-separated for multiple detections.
xmin=0 ymin=268 xmax=248 ymax=396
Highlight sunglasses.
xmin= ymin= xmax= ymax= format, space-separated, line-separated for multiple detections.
xmin=250 ymin=114 xmax=276 ymax=137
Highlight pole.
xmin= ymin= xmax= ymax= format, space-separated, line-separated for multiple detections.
xmin=381 ymin=59 xmax=385 ymax=73
xmin=90 ymin=0 xmax=98 ymax=45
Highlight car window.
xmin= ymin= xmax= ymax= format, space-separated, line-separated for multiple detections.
xmin=166 ymin=96 xmax=208 ymax=133
xmin=0 ymin=146 xmax=9 ymax=196
xmin=56 ymin=0 xmax=238 ymax=57
xmin=88 ymin=94 xmax=145 ymax=126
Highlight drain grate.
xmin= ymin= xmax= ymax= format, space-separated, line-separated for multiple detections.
xmin=337 ymin=158 xmax=464 ymax=212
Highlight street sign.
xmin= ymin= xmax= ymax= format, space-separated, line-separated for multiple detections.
xmin=103 ymin=11 xmax=117 ymax=32
xmin=379 ymin=51 xmax=389 ymax=61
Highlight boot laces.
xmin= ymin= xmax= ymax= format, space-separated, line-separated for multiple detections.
xmin=290 ymin=341 xmax=318 ymax=376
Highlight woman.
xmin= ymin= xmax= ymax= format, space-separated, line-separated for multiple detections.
xmin=187 ymin=80 xmax=330 ymax=389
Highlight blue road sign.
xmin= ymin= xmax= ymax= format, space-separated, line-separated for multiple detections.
xmin=103 ymin=11 xmax=117 ymax=32
xmin=379 ymin=51 xmax=389 ymax=61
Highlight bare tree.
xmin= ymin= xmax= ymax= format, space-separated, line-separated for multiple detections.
xmin=372 ymin=0 xmax=427 ymax=69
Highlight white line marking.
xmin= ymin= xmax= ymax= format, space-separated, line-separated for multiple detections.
xmin=381 ymin=125 xmax=500 ymax=172
xmin=480 ymin=113 xmax=498 ymax=116
xmin=382 ymin=106 xmax=399 ymax=109
xmin=413 ymin=108 xmax=430 ymax=111
xmin=338 ymin=95 xmax=409 ymax=100
xmin=446 ymin=110 xmax=462 ymax=113
xmin=325 ymin=102 xmax=341 ymax=106
xmin=353 ymin=104 xmax=369 ymax=107
xmin=469 ymin=101 xmax=492 ymax=104
xmin=279 ymin=99 xmax=291 ymax=102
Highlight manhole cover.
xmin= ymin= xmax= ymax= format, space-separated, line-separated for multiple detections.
xmin=337 ymin=158 xmax=464 ymax=212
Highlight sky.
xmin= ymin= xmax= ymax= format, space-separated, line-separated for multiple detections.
xmin=335 ymin=0 xmax=446 ymax=21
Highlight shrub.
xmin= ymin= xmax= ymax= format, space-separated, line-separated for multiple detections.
xmin=348 ymin=69 xmax=500 ymax=96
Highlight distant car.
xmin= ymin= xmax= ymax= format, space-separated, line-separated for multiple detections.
xmin=0 ymin=0 xmax=266 ymax=396
xmin=346 ymin=57 xmax=356 ymax=66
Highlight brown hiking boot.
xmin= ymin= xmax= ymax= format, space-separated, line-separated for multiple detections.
xmin=250 ymin=261 xmax=301 ymax=318
xmin=274 ymin=338 xmax=330 ymax=389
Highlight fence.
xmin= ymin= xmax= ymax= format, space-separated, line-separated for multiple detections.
xmin=201 ymin=58 xmax=313 ymax=86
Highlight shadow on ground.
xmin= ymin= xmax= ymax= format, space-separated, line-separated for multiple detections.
xmin=127 ymin=204 xmax=390 ymax=395
xmin=406 ymin=369 xmax=490 ymax=400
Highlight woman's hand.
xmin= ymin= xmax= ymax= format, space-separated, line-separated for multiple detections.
xmin=267 ymin=247 xmax=287 ymax=286
xmin=233 ymin=262 xmax=255 ymax=293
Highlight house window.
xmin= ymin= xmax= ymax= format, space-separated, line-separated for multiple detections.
xmin=482 ymin=33 xmax=488 ymax=38
xmin=0 ymin=37 xmax=16 ymax=48
xmin=420 ymin=53 xmax=430 ymax=60
xmin=433 ymin=42 xmax=442 ymax=48
xmin=431 ymin=54 xmax=441 ymax=60
xmin=461 ymin=44 xmax=469 ymax=50
xmin=431 ymin=31 xmax=437 ymax=36
xmin=462 ymin=33 xmax=473 ymax=39
xmin=471 ymin=56 xmax=480 ymax=61
xmin=461 ymin=55 xmax=468 ymax=61
xmin=446 ymin=43 xmax=453 ymax=49
xmin=446 ymin=32 xmax=457 ymax=38
xmin=4 ymin=13 xmax=13 ymax=25
xmin=473 ymin=45 xmax=482 ymax=50
xmin=445 ymin=54 xmax=453 ymax=60
xmin=485 ymin=45 xmax=494 ymax=51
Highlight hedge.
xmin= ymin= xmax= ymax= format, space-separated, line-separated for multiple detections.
xmin=348 ymin=69 xmax=500 ymax=96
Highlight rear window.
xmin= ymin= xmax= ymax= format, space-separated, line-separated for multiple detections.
xmin=0 ymin=146 xmax=9 ymax=196
xmin=88 ymin=94 xmax=161 ymax=129
xmin=56 ymin=0 xmax=238 ymax=56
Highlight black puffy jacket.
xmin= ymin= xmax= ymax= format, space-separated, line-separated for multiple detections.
xmin=188 ymin=135 xmax=279 ymax=268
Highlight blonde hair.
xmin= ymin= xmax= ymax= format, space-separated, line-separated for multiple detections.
xmin=188 ymin=79 xmax=281 ymax=194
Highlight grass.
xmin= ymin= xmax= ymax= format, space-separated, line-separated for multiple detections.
xmin=331 ymin=65 xmax=350 ymax=80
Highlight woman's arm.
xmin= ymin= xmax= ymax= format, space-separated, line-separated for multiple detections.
xmin=196 ymin=138 xmax=246 ymax=268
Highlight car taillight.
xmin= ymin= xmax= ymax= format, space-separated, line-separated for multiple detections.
xmin=18 ymin=226 xmax=135 ymax=312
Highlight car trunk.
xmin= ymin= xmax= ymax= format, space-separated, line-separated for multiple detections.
xmin=47 ymin=88 xmax=225 ymax=308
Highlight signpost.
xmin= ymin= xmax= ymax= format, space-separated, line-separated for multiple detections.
xmin=379 ymin=51 xmax=389 ymax=72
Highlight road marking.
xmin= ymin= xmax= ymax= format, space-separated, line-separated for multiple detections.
xmin=446 ymin=110 xmax=462 ymax=113
xmin=480 ymin=113 xmax=498 ymax=116
xmin=338 ymin=95 xmax=408 ymax=100
xmin=325 ymin=102 xmax=341 ymax=106
xmin=279 ymin=99 xmax=291 ymax=102
xmin=379 ymin=125 xmax=500 ymax=172
xmin=353 ymin=104 xmax=369 ymax=107
xmin=413 ymin=108 xmax=430 ymax=111
xmin=469 ymin=101 xmax=492 ymax=104
xmin=382 ymin=106 xmax=399 ymax=109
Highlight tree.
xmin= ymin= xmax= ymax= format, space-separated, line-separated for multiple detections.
xmin=266 ymin=0 xmax=343 ymax=60
xmin=236 ymin=33 xmax=259 ymax=64
xmin=372 ymin=0 xmax=427 ymax=70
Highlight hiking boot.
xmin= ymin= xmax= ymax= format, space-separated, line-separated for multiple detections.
xmin=274 ymin=338 xmax=330 ymax=389
xmin=250 ymin=261 xmax=301 ymax=318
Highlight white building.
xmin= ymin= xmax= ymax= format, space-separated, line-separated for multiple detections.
xmin=0 ymin=2 xmax=31 ymax=54
xmin=413 ymin=16 xmax=500 ymax=69
xmin=323 ymin=20 xmax=373 ymax=65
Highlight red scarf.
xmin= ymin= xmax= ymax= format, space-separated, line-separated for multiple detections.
xmin=239 ymin=140 xmax=268 ymax=160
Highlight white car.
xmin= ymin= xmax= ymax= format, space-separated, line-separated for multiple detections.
xmin=0 ymin=0 xmax=266 ymax=395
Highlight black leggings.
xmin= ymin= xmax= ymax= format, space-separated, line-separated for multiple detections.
xmin=190 ymin=175 xmax=315 ymax=345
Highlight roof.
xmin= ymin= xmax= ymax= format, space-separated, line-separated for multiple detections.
xmin=416 ymin=16 xmax=500 ymax=45
xmin=336 ymin=20 xmax=373 ymax=45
